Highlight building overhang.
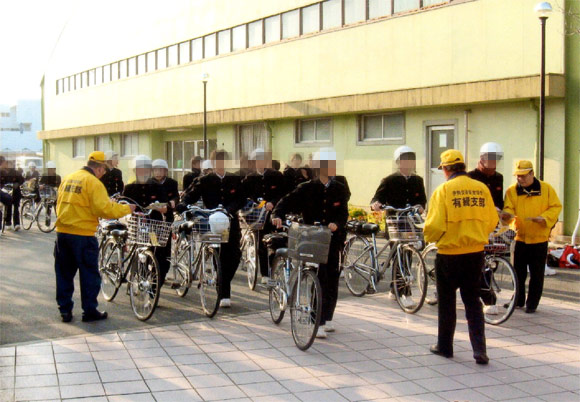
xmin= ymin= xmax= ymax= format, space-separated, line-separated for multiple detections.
xmin=38 ymin=73 xmax=565 ymax=140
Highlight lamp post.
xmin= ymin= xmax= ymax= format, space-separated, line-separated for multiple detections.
xmin=534 ymin=1 xmax=552 ymax=180
xmin=201 ymin=72 xmax=210 ymax=158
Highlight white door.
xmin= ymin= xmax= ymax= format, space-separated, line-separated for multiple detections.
xmin=427 ymin=125 xmax=456 ymax=197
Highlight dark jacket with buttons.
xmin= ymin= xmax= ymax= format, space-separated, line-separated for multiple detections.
xmin=242 ymin=169 xmax=287 ymax=205
xmin=182 ymin=168 xmax=201 ymax=191
xmin=371 ymin=172 xmax=427 ymax=209
xmin=148 ymin=177 xmax=179 ymax=222
xmin=123 ymin=181 xmax=168 ymax=220
xmin=273 ymin=179 xmax=349 ymax=236
xmin=467 ymin=169 xmax=504 ymax=209
xmin=179 ymin=172 xmax=245 ymax=216
xmin=100 ymin=167 xmax=124 ymax=196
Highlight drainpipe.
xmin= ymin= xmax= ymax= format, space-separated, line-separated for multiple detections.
xmin=464 ymin=109 xmax=471 ymax=166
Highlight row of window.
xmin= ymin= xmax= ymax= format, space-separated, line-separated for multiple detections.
xmin=56 ymin=0 xmax=448 ymax=95
xmin=72 ymin=133 xmax=139 ymax=158
xmin=0 ymin=112 xmax=10 ymax=118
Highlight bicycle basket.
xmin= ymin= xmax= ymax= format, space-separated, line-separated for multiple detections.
xmin=238 ymin=203 xmax=268 ymax=230
xmin=127 ymin=215 xmax=172 ymax=247
xmin=485 ymin=225 xmax=515 ymax=254
xmin=386 ymin=214 xmax=423 ymax=241
xmin=287 ymin=222 xmax=332 ymax=264
xmin=189 ymin=212 xmax=229 ymax=243
xmin=39 ymin=187 xmax=57 ymax=201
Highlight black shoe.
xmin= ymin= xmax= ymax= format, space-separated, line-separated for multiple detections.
xmin=475 ymin=353 xmax=489 ymax=365
xmin=61 ymin=312 xmax=73 ymax=323
xmin=430 ymin=344 xmax=453 ymax=358
xmin=525 ymin=307 xmax=536 ymax=314
xmin=82 ymin=310 xmax=108 ymax=322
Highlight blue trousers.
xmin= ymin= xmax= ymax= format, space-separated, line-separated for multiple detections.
xmin=54 ymin=233 xmax=101 ymax=315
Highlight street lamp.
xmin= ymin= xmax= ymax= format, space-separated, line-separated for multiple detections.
xmin=201 ymin=72 xmax=210 ymax=158
xmin=534 ymin=1 xmax=552 ymax=180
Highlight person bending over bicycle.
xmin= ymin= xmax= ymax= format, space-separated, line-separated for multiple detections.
xmin=177 ymin=150 xmax=246 ymax=308
xmin=242 ymin=148 xmax=287 ymax=284
xmin=123 ymin=155 xmax=170 ymax=286
xmin=36 ymin=161 xmax=62 ymax=201
xmin=272 ymin=147 xmax=349 ymax=339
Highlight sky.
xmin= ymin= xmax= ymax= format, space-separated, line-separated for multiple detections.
xmin=0 ymin=0 xmax=76 ymax=106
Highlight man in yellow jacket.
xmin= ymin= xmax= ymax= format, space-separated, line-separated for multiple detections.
xmin=55 ymin=151 xmax=135 ymax=323
xmin=424 ymin=149 xmax=498 ymax=365
xmin=501 ymin=160 xmax=562 ymax=314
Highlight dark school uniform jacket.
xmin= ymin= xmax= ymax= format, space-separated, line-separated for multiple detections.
xmin=467 ymin=169 xmax=504 ymax=209
xmin=371 ymin=172 xmax=427 ymax=209
xmin=100 ymin=167 xmax=124 ymax=196
xmin=242 ymin=169 xmax=287 ymax=205
xmin=182 ymin=168 xmax=201 ymax=191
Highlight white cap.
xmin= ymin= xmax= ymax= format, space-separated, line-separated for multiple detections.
xmin=394 ymin=145 xmax=415 ymax=161
xmin=28 ymin=162 xmax=36 ymax=168
xmin=250 ymin=148 xmax=266 ymax=160
xmin=104 ymin=150 xmax=119 ymax=160
xmin=152 ymin=159 xmax=169 ymax=169
xmin=46 ymin=161 xmax=56 ymax=169
xmin=202 ymin=160 xmax=213 ymax=170
xmin=133 ymin=155 xmax=152 ymax=169
xmin=480 ymin=142 xmax=503 ymax=156
xmin=313 ymin=147 xmax=336 ymax=161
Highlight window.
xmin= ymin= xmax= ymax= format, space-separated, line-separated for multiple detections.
xmin=146 ymin=51 xmax=156 ymax=71
xmin=121 ymin=133 xmax=139 ymax=157
xmin=238 ymin=123 xmax=269 ymax=158
xmin=137 ymin=54 xmax=146 ymax=74
xmin=179 ymin=41 xmax=190 ymax=63
xmin=94 ymin=135 xmax=111 ymax=152
xmin=232 ymin=25 xmax=247 ymax=51
xmin=248 ymin=20 xmax=263 ymax=47
xmin=282 ymin=10 xmax=300 ymax=39
xmin=73 ymin=138 xmax=85 ymax=158
xmin=423 ymin=0 xmax=446 ymax=6
xmin=369 ymin=0 xmax=391 ymax=18
xmin=57 ymin=79 xmax=63 ymax=95
xmin=75 ymin=73 xmax=81 ymax=89
xmin=359 ymin=113 xmax=405 ymax=143
xmin=168 ymin=44 xmax=178 ymax=67
xmin=20 ymin=123 xmax=32 ymax=131
xmin=302 ymin=4 xmax=320 ymax=35
xmin=89 ymin=69 xmax=95 ymax=86
xmin=323 ymin=0 xmax=342 ymax=29
xmin=394 ymin=0 xmax=420 ymax=13
xmin=296 ymin=118 xmax=332 ymax=144
xmin=95 ymin=66 xmax=103 ymax=85
xmin=192 ymin=38 xmax=203 ymax=60
xmin=119 ymin=59 xmax=127 ymax=79
xmin=218 ymin=30 xmax=231 ymax=54
xmin=345 ymin=0 xmax=366 ymax=24
xmin=166 ymin=140 xmax=215 ymax=182
xmin=111 ymin=62 xmax=119 ymax=80
xmin=103 ymin=64 xmax=111 ymax=83
xmin=204 ymin=34 xmax=217 ymax=58
xmin=157 ymin=48 xmax=167 ymax=69
xmin=128 ymin=57 xmax=137 ymax=77
xmin=265 ymin=16 xmax=280 ymax=43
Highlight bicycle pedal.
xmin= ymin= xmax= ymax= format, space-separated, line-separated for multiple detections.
xmin=366 ymin=287 xmax=376 ymax=295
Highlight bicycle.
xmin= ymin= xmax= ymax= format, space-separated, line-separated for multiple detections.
xmin=98 ymin=198 xmax=171 ymax=321
xmin=421 ymin=225 xmax=518 ymax=325
xmin=166 ymin=205 xmax=230 ymax=318
xmin=238 ymin=199 xmax=268 ymax=290
xmin=341 ymin=205 xmax=428 ymax=314
xmin=266 ymin=218 xmax=328 ymax=351
xmin=20 ymin=186 xmax=58 ymax=233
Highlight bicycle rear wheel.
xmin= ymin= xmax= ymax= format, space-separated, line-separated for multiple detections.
xmin=200 ymin=246 xmax=221 ymax=318
xmin=392 ymin=245 xmax=427 ymax=314
xmin=37 ymin=203 xmax=57 ymax=233
xmin=421 ymin=244 xmax=438 ymax=305
xmin=20 ymin=200 xmax=35 ymax=230
xmin=269 ymin=255 xmax=288 ymax=324
xmin=170 ymin=235 xmax=191 ymax=297
xmin=342 ymin=235 xmax=374 ymax=297
xmin=483 ymin=256 xmax=518 ymax=325
xmin=129 ymin=249 xmax=161 ymax=321
xmin=244 ymin=232 xmax=259 ymax=290
xmin=99 ymin=238 xmax=123 ymax=301
xmin=290 ymin=269 xmax=322 ymax=351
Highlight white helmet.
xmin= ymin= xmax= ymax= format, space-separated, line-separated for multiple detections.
xmin=28 ymin=162 xmax=36 ymax=168
xmin=394 ymin=146 xmax=415 ymax=161
xmin=313 ymin=147 xmax=336 ymax=161
xmin=250 ymin=148 xmax=265 ymax=160
xmin=201 ymin=160 xmax=213 ymax=170
xmin=104 ymin=150 xmax=118 ymax=161
xmin=480 ymin=142 xmax=503 ymax=159
xmin=46 ymin=161 xmax=56 ymax=169
xmin=133 ymin=155 xmax=152 ymax=169
xmin=209 ymin=212 xmax=230 ymax=234
xmin=152 ymin=159 xmax=169 ymax=169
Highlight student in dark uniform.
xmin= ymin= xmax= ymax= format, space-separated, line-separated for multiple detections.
xmin=467 ymin=142 xmax=504 ymax=210
xmin=371 ymin=145 xmax=427 ymax=212
xmin=178 ymin=150 xmax=246 ymax=308
xmin=183 ymin=156 xmax=203 ymax=191
xmin=150 ymin=159 xmax=179 ymax=222
xmin=272 ymin=148 xmax=349 ymax=339
xmin=39 ymin=161 xmax=62 ymax=189
xmin=2 ymin=160 xmax=24 ymax=230
xmin=242 ymin=149 xmax=287 ymax=284
xmin=24 ymin=163 xmax=40 ymax=181
xmin=100 ymin=151 xmax=124 ymax=196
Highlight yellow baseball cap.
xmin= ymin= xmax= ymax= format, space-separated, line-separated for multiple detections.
xmin=514 ymin=160 xmax=533 ymax=176
xmin=438 ymin=149 xmax=464 ymax=169
xmin=88 ymin=151 xmax=107 ymax=164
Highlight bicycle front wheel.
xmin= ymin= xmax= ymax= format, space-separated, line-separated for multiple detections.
xmin=244 ymin=232 xmax=259 ymax=290
xmin=99 ymin=238 xmax=123 ymax=301
xmin=269 ymin=255 xmax=288 ymax=324
xmin=171 ymin=235 xmax=191 ymax=297
xmin=342 ymin=235 xmax=374 ymax=297
xmin=290 ymin=269 xmax=322 ymax=351
xmin=421 ymin=244 xmax=438 ymax=306
xmin=199 ymin=246 xmax=221 ymax=318
xmin=20 ymin=200 xmax=35 ymax=230
xmin=392 ymin=245 xmax=427 ymax=314
xmin=129 ymin=249 xmax=161 ymax=321
xmin=483 ymin=256 xmax=518 ymax=325
xmin=37 ymin=203 xmax=57 ymax=233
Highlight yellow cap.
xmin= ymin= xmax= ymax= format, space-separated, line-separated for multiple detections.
xmin=88 ymin=151 xmax=107 ymax=164
xmin=438 ymin=149 xmax=464 ymax=169
xmin=513 ymin=160 xmax=533 ymax=176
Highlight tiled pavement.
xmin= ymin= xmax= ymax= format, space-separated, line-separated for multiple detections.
xmin=1 ymin=294 xmax=578 ymax=402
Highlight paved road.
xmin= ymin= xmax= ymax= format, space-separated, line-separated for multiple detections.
xmin=1 ymin=227 xmax=579 ymax=345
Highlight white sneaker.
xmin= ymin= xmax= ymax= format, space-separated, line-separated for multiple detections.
xmin=315 ymin=327 xmax=327 ymax=338
xmin=388 ymin=291 xmax=396 ymax=300
xmin=544 ymin=265 xmax=557 ymax=276
xmin=483 ymin=305 xmax=499 ymax=315
xmin=14 ymin=225 xmax=21 ymax=232
xmin=401 ymin=295 xmax=415 ymax=309
xmin=261 ymin=276 xmax=270 ymax=285
xmin=324 ymin=322 xmax=335 ymax=333
xmin=219 ymin=298 xmax=231 ymax=308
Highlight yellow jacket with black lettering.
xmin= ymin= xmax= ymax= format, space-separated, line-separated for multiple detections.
xmin=56 ymin=168 xmax=132 ymax=236
xmin=424 ymin=173 xmax=498 ymax=255
xmin=503 ymin=179 xmax=562 ymax=244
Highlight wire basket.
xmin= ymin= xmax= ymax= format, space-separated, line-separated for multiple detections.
xmin=287 ymin=222 xmax=332 ymax=264
xmin=127 ymin=215 xmax=172 ymax=247
xmin=238 ymin=204 xmax=268 ymax=230
xmin=386 ymin=214 xmax=423 ymax=241
xmin=39 ymin=187 xmax=57 ymax=202
xmin=189 ymin=213 xmax=230 ymax=243
xmin=485 ymin=225 xmax=515 ymax=254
